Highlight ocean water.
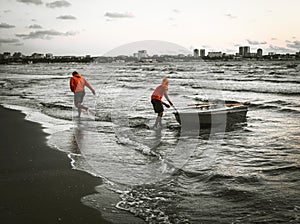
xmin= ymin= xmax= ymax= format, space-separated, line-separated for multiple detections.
xmin=0 ymin=61 xmax=299 ymax=223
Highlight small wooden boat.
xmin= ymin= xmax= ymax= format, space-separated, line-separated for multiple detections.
xmin=173 ymin=101 xmax=249 ymax=129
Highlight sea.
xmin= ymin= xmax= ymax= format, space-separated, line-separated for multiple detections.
xmin=0 ymin=60 xmax=299 ymax=223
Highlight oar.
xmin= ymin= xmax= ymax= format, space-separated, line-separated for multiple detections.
xmin=187 ymin=102 xmax=211 ymax=107
xmin=172 ymin=105 xmax=179 ymax=113
xmin=224 ymin=101 xmax=250 ymax=107
xmin=188 ymin=101 xmax=250 ymax=108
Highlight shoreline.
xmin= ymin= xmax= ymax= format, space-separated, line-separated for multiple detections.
xmin=0 ymin=105 xmax=144 ymax=224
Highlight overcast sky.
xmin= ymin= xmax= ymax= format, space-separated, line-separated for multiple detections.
xmin=0 ymin=0 xmax=299 ymax=56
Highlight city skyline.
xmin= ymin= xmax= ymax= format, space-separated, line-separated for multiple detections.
xmin=2 ymin=43 xmax=300 ymax=62
xmin=3 ymin=40 xmax=300 ymax=58
xmin=0 ymin=0 xmax=300 ymax=56
xmin=1 ymin=43 xmax=300 ymax=59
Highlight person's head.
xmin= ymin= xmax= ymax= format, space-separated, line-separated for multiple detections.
xmin=72 ymin=71 xmax=78 ymax=76
xmin=162 ymin=77 xmax=169 ymax=85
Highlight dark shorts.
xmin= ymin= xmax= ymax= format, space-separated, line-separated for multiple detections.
xmin=151 ymin=99 xmax=164 ymax=113
xmin=74 ymin=91 xmax=85 ymax=106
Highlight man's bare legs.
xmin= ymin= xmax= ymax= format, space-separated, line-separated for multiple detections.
xmin=154 ymin=112 xmax=163 ymax=129
xmin=76 ymin=102 xmax=89 ymax=117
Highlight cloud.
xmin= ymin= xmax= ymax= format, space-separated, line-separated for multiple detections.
xmin=271 ymin=37 xmax=277 ymax=40
xmin=0 ymin=22 xmax=15 ymax=28
xmin=14 ymin=42 xmax=24 ymax=46
xmin=0 ymin=38 xmax=20 ymax=45
xmin=16 ymin=29 xmax=77 ymax=40
xmin=46 ymin=0 xmax=71 ymax=8
xmin=173 ymin=9 xmax=180 ymax=13
xmin=225 ymin=13 xmax=237 ymax=19
xmin=28 ymin=24 xmax=42 ymax=29
xmin=3 ymin=10 xmax=11 ymax=13
xmin=104 ymin=12 xmax=134 ymax=19
xmin=247 ymin=39 xmax=267 ymax=45
xmin=286 ymin=41 xmax=300 ymax=50
xmin=17 ymin=0 xmax=43 ymax=5
xmin=285 ymin=40 xmax=291 ymax=43
xmin=267 ymin=44 xmax=294 ymax=53
xmin=56 ymin=15 xmax=76 ymax=20
xmin=201 ymin=45 xmax=210 ymax=48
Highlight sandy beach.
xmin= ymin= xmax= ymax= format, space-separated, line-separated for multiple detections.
xmin=0 ymin=105 xmax=143 ymax=223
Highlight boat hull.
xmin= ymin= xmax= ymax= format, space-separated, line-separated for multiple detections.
xmin=174 ymin=106 xmax=248 ymax=129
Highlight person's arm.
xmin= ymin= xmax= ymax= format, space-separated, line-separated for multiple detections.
xmin=162 ymin=101 xmax=170 ymax=108
xmin=164 ymin=89 xmax=173 ymax=106
xmin=70 ymin=78 xmax=75 ymax=92
xmin=84 ymin=79 xmax=96 ymax=95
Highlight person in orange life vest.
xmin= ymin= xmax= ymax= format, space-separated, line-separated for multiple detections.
xmin=151 ymin=77 xmax=173 ymax=129
xmin=70 ymin=71 xmax=96 ymax=117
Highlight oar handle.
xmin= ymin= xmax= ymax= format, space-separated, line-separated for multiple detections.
xmin=172 ymin=105 xmax=179 ymax=113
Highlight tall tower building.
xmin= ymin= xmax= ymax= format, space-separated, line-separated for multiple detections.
xmin=193 ymin=49 xmax=199 ymax=57
xmin=200 ymin=49 xmax=205 ymax=58
xmin=239 ymin=46 xmax=251 ymax=57
xmin=243 ymin=46 xmax=250 ymax=56
xmin=257 ymin=48 xmax=263 ymax=57
xmin=239 ymin=46 xmax=244 ymax=56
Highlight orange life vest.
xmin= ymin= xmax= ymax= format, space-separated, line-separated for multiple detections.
xmin=70 ymin=74 xmax=92 ymax=93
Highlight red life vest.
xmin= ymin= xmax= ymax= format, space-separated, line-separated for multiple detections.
xmin=151 ymin=84 xmax=168 ymax=101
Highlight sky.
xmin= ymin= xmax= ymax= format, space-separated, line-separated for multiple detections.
xmin=0 ymin=0 xmax=300 ymax=56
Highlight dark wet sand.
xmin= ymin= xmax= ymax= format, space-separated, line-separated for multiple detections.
xmin=0 ymin=106 xmax=112 ymax=224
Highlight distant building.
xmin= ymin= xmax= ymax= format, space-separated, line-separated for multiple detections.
xmin=142 ymin=58 xmax=157 ymax=63
xmin=225 ymin=54 xmax=235 ymax=59
xmin=61 ymin=56 xmax=76 ymax=59
xmin=45 ymin=53 xmax=54 ymax=59
xmin=207 ymin=52 xmax=222 ymax=58
xmin=133 ymin=50 xmax=148 ymax=60
xmin=31 ymin=53 xmax=44 ymax=59
xmin=239 ymin=46 xmax=244 ymax=56
xmin=249 ymin=53 xmax=257 ymax=58
xmin=200 ymin=49 xmax=205 ymax=57
xmin=239 ymin=46 xmax=250 ymax=57
xmin=257 ymin=48 xmax=263 ymax=57
xmin=268 ymin=52 xmax=275 ymax=56
xmin=85 ymin=55 xmax=91 ymax=59
xmin=296 ymin=51 xmax=300 ymax=58
xmin=193 ymin=49 xmax=199 ymax=57
xmin=243 ymin=46 xmax=250 ymax=56
xmin=137 ymin=50 xmax=148 ymax=59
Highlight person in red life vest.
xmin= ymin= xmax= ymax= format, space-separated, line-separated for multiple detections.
xmin=151 ymin=77 xmax=173 ymax=129
xmin=70 ymin=71 xmax=96 ymax=117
